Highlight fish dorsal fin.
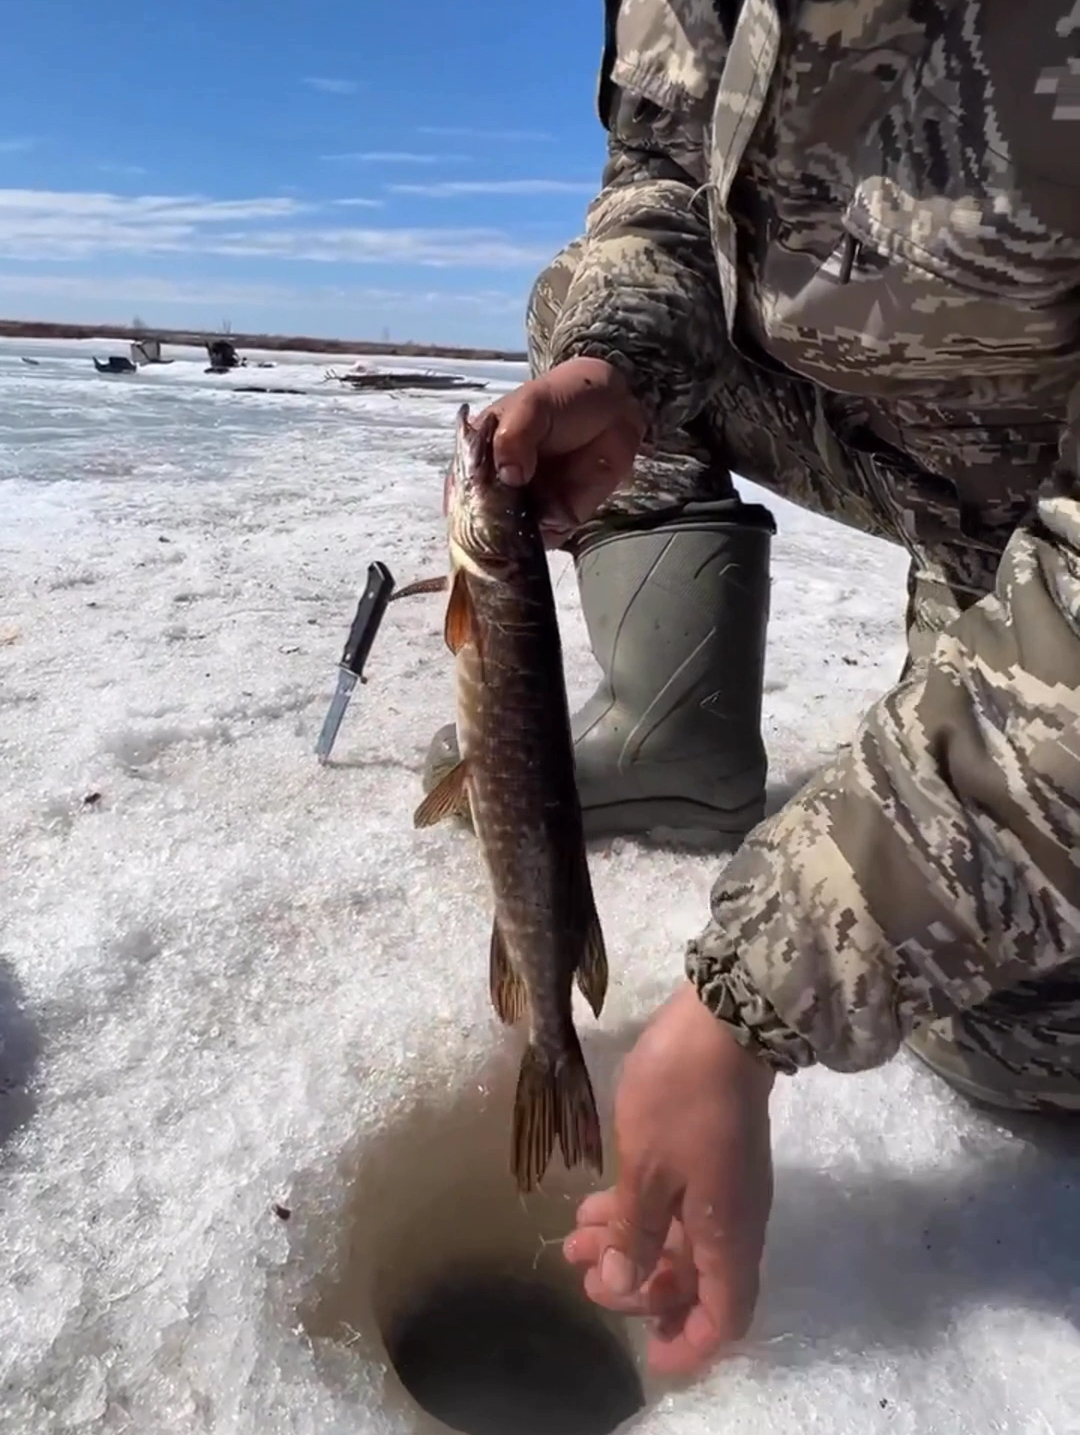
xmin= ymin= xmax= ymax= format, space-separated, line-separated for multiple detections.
xmin=575 ymin=911 xmax=608 ymax=1020
xmin=569 ymin=856 xmax=608 ymax=1019
xmin=413 ymin=758 xmax=470 ymax=827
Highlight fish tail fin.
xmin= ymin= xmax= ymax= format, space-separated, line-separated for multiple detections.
xmin=511 ymin=1034 xmax=603 ymax=1194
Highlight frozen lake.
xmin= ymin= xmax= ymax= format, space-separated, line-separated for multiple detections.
xmin=2 ymin=336 xmax=1078 ymax=1434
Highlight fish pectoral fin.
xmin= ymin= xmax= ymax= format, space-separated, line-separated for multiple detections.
xmin=568 ymin=858 xmax=609 ymax=1019
xmin=489 ymin=921 xmax=528 ymax=1026
xmin=443 ymin=569 xmax=480 ymax=657
xmin=511 ymin=1038 xmax=603 ymax=1194
xmin=412 ymin=759 xmax=470 ymax=827
xmin=390 ymin=574 xmax=448 ymax=601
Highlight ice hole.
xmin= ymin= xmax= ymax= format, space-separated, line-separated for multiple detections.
xmin=384 ymin=1270 xmax=643 ymax=1435
xmin=296 ymin=1031 xmax=656 ymax=1435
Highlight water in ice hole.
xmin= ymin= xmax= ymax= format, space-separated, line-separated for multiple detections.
xmin=291 ymin=1024 xmax=655 ymax=1435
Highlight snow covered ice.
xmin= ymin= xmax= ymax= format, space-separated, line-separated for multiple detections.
xmin=2 ymin=337 xmax=1080 ymax=1435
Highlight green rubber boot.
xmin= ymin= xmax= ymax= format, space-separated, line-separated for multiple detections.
xmin=420 ymin=498 xmax=776 ymax=842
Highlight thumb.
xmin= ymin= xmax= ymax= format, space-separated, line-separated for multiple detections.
xmin=490 ymin=382 xmax=554 ymax=486
xmin=596 ymin=1167 xmax=682 ymax=1298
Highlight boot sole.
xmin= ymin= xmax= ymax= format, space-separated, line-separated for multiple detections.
xmin=581 ymin=794 xmax=765 ymax=844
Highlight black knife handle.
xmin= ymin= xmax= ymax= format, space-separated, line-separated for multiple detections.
xmin=340 ymin=561 xmax=395 ymax=676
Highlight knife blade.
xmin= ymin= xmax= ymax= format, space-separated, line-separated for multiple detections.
xmin=315 ymin=560 xmax=395 ymax=763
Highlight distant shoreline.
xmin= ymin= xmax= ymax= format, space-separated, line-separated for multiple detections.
xmin=0 ymin=318 xmax=528 ymax=363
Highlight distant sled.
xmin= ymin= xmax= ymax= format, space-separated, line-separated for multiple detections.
xmin=130 ymin=337 xmax=173 ymax=366
xmin=205 ymin=337 xmax=244 ymax=373
xmin=325 ymin=364 xmax=487 ymax=393
xmin=93 ymin=355 xmax=138 ymax=375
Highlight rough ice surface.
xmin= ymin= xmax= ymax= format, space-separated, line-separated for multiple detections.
xmin=2 ymin=338 xmax=1079 ymax=1435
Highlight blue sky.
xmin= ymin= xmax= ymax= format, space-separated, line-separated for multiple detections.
xmin=0 ymin=0 xmax=610 ymax=349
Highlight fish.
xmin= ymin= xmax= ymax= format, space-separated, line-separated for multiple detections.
xmin=413 ymin=402 xmax=608 ymax=1193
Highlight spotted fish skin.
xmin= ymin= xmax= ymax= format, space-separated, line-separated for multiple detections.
xmin=414 ymin=404 xmax=608 ymax=1193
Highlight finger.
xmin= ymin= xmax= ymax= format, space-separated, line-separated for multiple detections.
xmin=581 ymin=1266 xmax=661 ymax=1316
xmin=488 ymin=384 xmax=553 ymax=485
xmin=575 ymin=1189 xmax=620 ymax=1227
xmin=563 ymin=1201 xmax=687 ymax=1269
xmin=641 ymin=1267 xmax=729 ymax=1377
xmin=641 ymin=1178 xmax=764 ymax=1376
xmin=491 ymin=366 xmax=644 ymax=487
xmin=645 ymin=1303 xmax=729 ymax=1378
xmin=593 ymin=1165 xmax=682 ymax=1300
xmin=686 ymin=1157 xmax=769 ymax=1342
xmin=581 ymin=1255 xmax=690 ymax=1317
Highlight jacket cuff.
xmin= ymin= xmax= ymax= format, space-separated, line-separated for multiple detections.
xmin=685 ymin=929 xmax=817 ymax=1076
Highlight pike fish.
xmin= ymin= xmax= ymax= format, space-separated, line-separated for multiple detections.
xmin=413 ymin=403 xmax=608 ymax=1193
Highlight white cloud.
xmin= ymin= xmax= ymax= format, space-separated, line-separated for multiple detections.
xmin=303 ymin=77 xmax=358 ymax=94
xmin=0 ymin=138 xmax=35 ymax=154
xmin=0 ymin=188 xmax=550 ymax=269
xmin=389 ymin=179 xmax=595 ymax=197
xmin=0 ymin=269 xmax=526 ymax=314
xmin=207 ymin=227 xmax=549 ymax=268
xmin=0 ymin=190 xmax=306 ymax=222
xmin=416 ymin=126 xmax=553 ymax=143
xmin=331 ymin=197 xmax=384 ymax=208
xmin=320 ymin=151 xmax=470 ymax=164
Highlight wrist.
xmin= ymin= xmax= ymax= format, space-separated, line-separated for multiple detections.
xmin=550 ymin=345 xmax=653 ymax=435
xmin=672 ymin=981 xmax=777 ymax=1098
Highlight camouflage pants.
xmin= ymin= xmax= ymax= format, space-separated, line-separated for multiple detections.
xmin=529 ymin=240 xmax=1080 ymax=1115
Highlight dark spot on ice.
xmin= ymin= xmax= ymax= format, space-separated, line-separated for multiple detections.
xmin=48 ymin=570 xmax=99 ymax=592
xmin=0 ymin=958 xmax=40 ymax=1151
xmin=103 ymin=720 xmax=233 ymax=773
xmin=82 ymin=791 xmax=102 ymax=806
xmin=273 ymin=1203 xmax=292 ymax=1221
xmin=112 ymin=926 xmax=163 ymax=968
xmin=321 ymin=756 xmax=420 ymax=776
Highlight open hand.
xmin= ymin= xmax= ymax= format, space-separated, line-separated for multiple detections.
xmin=563 ymin=982 xmax=776 ymax=1377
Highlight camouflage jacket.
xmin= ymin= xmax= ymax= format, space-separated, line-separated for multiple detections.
xmin=549 ymin=0 xmax=1080 ymax=1077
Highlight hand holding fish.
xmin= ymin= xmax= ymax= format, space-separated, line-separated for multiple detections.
xmin=485 ymin=357 xmax=647 ymax=546
xmin=562 ymin=982 xmax=775 ymax=1377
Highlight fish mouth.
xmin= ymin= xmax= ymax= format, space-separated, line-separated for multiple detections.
xmin=446 ymin=403 xmax=500 ymax=517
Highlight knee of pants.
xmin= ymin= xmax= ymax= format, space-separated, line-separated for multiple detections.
xmin=526 ymin=237 xmax=587 ymax=376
